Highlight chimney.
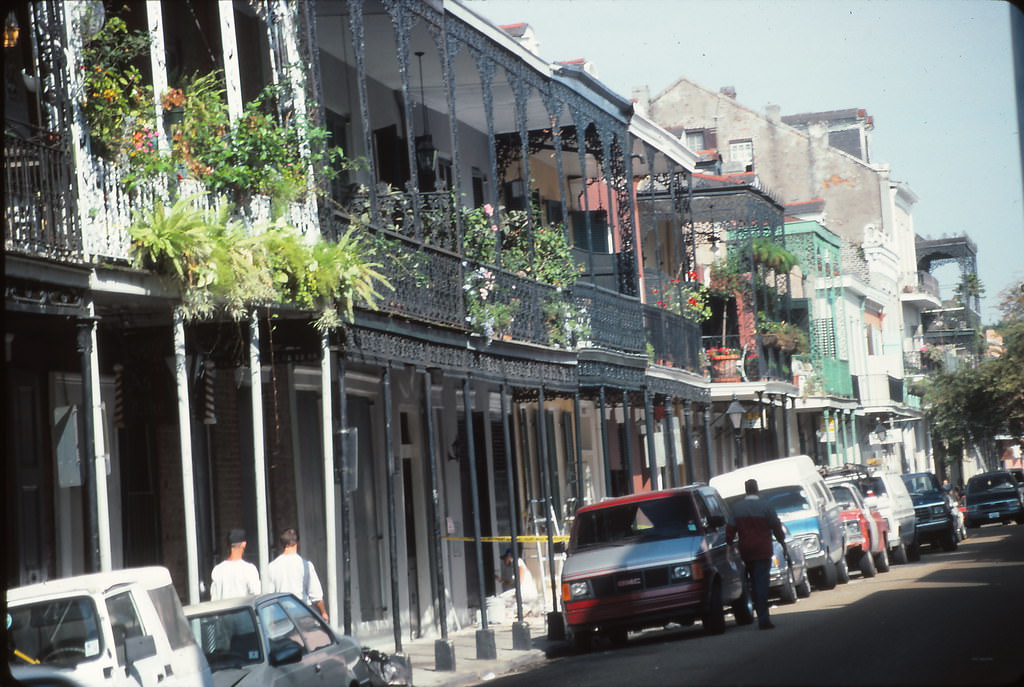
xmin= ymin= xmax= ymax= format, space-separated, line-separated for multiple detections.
xmin=631 ymin=85 xmax=651 ymax=115
xmin=719 ymin=86 xmax=736 ymax=99
xmin=766 ymin=103 xmax=780 ymax=122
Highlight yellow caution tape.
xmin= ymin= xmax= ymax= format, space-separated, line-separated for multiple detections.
xmin=443 ymin=534 xmax=569 ymax=543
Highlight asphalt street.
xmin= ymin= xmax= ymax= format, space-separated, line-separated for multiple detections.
xmin=471 ymin=523 xmax=1024 ymax=687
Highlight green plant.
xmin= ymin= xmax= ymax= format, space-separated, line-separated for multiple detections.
xmin=543 ymin=296 xmax=590 ymax=348
xmin=128 ymin=196 xmax=388 ymax=329
xmin=759 ymin=319 xmax=809 ymax=354
xmin=708 ymin=254 xmax=747 ymax=298
xmin=751 ymin=237 xmax=799 ymax=273
xmin=463 ymin=266 xmax=518 ymax=337
xmin=78 ymin=14 xmax=153 ymax=160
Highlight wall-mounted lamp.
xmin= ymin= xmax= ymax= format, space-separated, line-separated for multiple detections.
xmin=4 ymin=11 xmax=20 ymax=48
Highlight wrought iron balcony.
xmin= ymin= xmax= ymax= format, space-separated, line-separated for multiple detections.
xmin=702 ymin=334 xmax=794 ymax=383
xmin=644 ymin=305 xmax=703 ymax=373
xmin=4 ymin=130 xmax=81 ymax=262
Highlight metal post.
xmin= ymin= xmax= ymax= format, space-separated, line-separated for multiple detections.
xmin=781 ymin=395 xmax=791 ymax=456
xmin=621 ymin=389 xmax=634 ymax=493
xmin=756 ymin=390 xmax=767 ymax=460
xmin=382 ymin=368 xmax=403 ymax=654
xmin=703 ymin=405 xmax=715 ymax=480
xmin=463 ymin=377 xmax=495 ymax=659
xmin=85 ymin=305 xmax=112 ymax=572
xmin=320 ymin=333 xmax=338 ymax=626
xmin=175 ymin=309 xmax=200 ymax=603
xmin=503 ymin=384 xmax=531 ymax=650
xmin=426 ymin=370 xmax=455 ymax=669
xmin=537 ymin=388 xmax=563 ymax=641
xmin=598 ymin=387 xmax=612 ymax=497
xmin=336 ymin=352 xmax=353 ymax=636
xmin=249 ymin=311 xmax=270 ymax=579
xmin=643 ymin=389 xmax=659 ymax=491
xmin=572 ymin=392 xmax=584 ymax=509
xmin=76 ymin=318 xmax=100 ymax=574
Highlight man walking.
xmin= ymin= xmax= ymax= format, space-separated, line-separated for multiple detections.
xmin=726 ymin=479 xmax=788 ymax=629
xmin=265 ymin=528 xmax=329 ymax=621
xmin=210 ymin=529 xmax=261 ymax=600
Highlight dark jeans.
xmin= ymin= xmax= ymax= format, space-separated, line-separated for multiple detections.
xmin=745 ymin=558 xmax=772 ymax=626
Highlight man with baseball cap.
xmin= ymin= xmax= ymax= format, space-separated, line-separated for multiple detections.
xmin=210 ymin=528 xmax=261 ymax=600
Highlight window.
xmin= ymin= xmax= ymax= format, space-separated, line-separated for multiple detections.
xmin=7 ymin=597 xmax=103 ymax=667
xmin=148 ymin=585 xmax=195 ymax=651
xmin=685 ymin=130 xmax=705 ymax=151
xmin=728 ymin=140 xmax=754 ymax=168
xmin=570 ymin=210 xmax=609 ymax=252
xmin=106 ymin=592 xmax=145 ymax=666
xmin=279 ymin=596 xmax=332 ymax=653
xmin=259 ymin=601 xmax=304 ymax=658
xmin=189 ymin=608 xmax=262 ymax=668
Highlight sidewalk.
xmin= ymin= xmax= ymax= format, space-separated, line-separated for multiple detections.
xmin=384 ymin=618 xmax=559 ymax=687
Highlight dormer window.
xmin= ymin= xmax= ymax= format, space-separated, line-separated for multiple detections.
xmin=728 ymin=139 xmax=753 ymax=170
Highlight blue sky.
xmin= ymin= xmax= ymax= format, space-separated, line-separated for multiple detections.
xmin=465 ymin=0 xmax=1023 ymax=323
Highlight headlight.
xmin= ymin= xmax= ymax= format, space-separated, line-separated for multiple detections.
xmin=796 ymin=533 xmax=821 ymax=556
xmin=563 ymin=580 xmax=593 ymax=602
xmin=930 ymin=505 xmax=946 ymax=518
xmin=844 ymin=520 xmax=863 ymax=541
xmin=670 ymin=562 xmax=702 ymax=581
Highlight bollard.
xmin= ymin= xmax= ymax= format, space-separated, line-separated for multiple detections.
xmin=475 ymin=628 xmax=497 ymax=660
xmin=434 ymin=639 xmax=456 ymax=672
xmin=512 ymin=621 xmax=532 ymax=650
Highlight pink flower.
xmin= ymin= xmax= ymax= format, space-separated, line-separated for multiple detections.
xmin=483 ymin=203 xmax=494 ymax=217
xmin=491 ymin=224 xmax=498 ymax=232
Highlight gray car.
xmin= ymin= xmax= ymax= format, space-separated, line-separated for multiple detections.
xmin=184 ymin=593 xmax=369 ymax=687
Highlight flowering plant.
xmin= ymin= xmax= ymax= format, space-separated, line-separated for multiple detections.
xmin=463 ymin=266 xmax=518 ymax=337
xmin=706 ymin=346 xmax=740 ymax=358
xmin=650 ymin=277 xmax=711 ymax=322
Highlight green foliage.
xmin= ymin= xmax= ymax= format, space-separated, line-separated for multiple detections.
xmin=751 ymin=237 xmax=799 ymax=273
xmin=649 ymin=279 xmax=711 ymax=322
xmin=543 ymin=296 xmax=591 ymax=348
xmin=128 ymin=196 xmax=388 ymax=329
xmin=708 ymin=254 xmax=747 ymax=297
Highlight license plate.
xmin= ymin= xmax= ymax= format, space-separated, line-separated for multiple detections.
xmin=988 ymin=512 xmax=1000 ymax=519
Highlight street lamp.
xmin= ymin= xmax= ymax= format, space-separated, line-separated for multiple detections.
xmin=727 ymin=396 xmax=745 ymax=467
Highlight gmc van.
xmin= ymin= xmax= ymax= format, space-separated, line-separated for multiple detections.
xmin=7 ymin=567 xmax=213 ymax=687
xmin=710 ymin=456 xmax=847 ymax=590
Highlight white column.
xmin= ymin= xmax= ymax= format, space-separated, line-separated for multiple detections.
xmin=145 ymin=1 xmax=170 ymax=153
xmin=218 ymin=1 xmax=243 ymax=119
xmin=173 ymin=308 xmax=200 ymax=604
xmin=320 ymin=333 xmax=338 ymax=624
xmin=86 ymin=303 xmax=112 ymax=571
xmin=250 ymin=312 xmax=270 ymax=577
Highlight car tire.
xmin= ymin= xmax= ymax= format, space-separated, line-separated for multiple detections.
xmin=858 ymin=550 xmax=877 ymax=577
xmin=605 ymin=629 xmax=628 ymax=648
xmin=569 ymin=629 xmax=592 ymax=654
xmin=836 ymin=555 xmax=850 ymax=584
xmin=874 ymin=545 xmax=890 ymax=573
xmin=779 ymin=567 xmax=798 ymax=604
xmin=796 ymin=570 xmax=812 ymax=598
xmin=814 ymin=559 xmax=837 ymax=590
xmin=892 ymin=541 xmax=909 ymax=565
xmin=940 ymin=527 xmax=958 ymax=551
xmin=701 ymin=581 xmax=726 ymax=635
xmin=732 ymin=581 xmax=754 ymax=625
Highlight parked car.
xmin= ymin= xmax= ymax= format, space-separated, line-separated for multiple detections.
xmin=183 ymin=593 xmax=370 ymax=687
xmin=6 ymin=567 xmax=213 ymax=687
xmin=559 ymin=485 xmax=753 ymax=651
xmin=901 ymin=472 xmax=959 ymax=551
xmin=767 ymin=522 xmax=811 ymax=604
xmin=822 ymin=465 xmax=918 ymax=564
xmin=828 ymin=481 xmax=890 ymax=576
xmin=963 ymin=471 xmax=1024 ymax=528
xmin=711 ymin=456 xmax=847 ymax=590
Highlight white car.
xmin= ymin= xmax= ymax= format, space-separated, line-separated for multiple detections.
xmin=7 ymin=567 xmax=213 ymax=687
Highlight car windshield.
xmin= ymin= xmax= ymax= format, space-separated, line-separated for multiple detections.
xmin=7 ymin=597 xmax=103 ymax=668
xmin=758 ymin=487 xmax=811 ymax=514
xmin=188 ymin=607 xmax=263 ymax=670
xmin=967 ymin=474 xmax=1016 ymax=494
xmin=902 ymin=474 xmax=941 ymax=495
xmin=571 ymin=494 xmax=697 ymax=550
xmin=829 ymin=485 xmax=859 ymax=510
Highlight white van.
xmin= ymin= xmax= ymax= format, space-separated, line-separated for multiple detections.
xmin=7 ymin=567 xmax=213 ymax=687
xmin=710 ymin=455 xmax=847 ymax=590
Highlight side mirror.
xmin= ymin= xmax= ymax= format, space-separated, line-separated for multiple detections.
xmin=124 ymin=635 xmax=157 ymax=666
xmin=269 ymin=640 xmax=303 ymax=667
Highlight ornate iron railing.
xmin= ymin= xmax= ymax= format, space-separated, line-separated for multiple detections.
xmin=573 ymin=282 xmax=645 ymax=354
xmin=4 ymin=131 xmax=81 ymax=262
xmin=643 ymin=305 xmax=703 ymax=373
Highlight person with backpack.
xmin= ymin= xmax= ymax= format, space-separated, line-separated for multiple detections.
xmin=265 ymin=528 xmax=328 ymax=621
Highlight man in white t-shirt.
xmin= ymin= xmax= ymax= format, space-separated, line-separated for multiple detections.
xmin=265 ymin=528 xmax=328 ymax=621
xmin=210 ymin=529 xmax=261 ymax=600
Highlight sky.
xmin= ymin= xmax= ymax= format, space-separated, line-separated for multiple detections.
xmin=464 ymin=0 xmax=1024 ymax=323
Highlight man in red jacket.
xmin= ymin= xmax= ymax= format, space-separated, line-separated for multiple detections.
xmin=726 ymin=478 xmax=789 ymax=629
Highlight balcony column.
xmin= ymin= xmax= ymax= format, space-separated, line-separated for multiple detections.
xmin=780 ymin=395 xmax=792 ymax=457
xmin=836 ymin=409 xmax=848 ymax=464
xmin=756 ymin=390 xmax=768 ymax=460
xmin=425 ymin=368 xmax=455 ymax=668
xmin=598 ymin=387 xmax=612 ymax=497
xmin=621 ymin=389 xmax=635 ymax=493
xmin=319 ymin=333 xmax=338 ymax=627
xmin=75 ymin=316 xmax=101 ymax=574
xmin=703 ymin=404 xmax=715 ymax=480
xmin=503 ymin=383 xmax=531 ymax=650
xmin=336 ymin=351 xmax=354 ymax=636
xmin=463 ymin=377 xmax=496 ymax=658
xmin=572 ymin=392 xmax=584 ymax=510
xmin=823 ymin=409 xmax=835 ymax=467
xmin=248 ymin=311 xmax=270 ymax=579
xmin=679 ymin=399 xmax=694 ymax=487
xmin=382 ymin=368 xmax=403 ymax=654
xmin=173 ymin=308 xmax=200 ymax=602
xmin=643 ymin=389 xmax=659 ymax=491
